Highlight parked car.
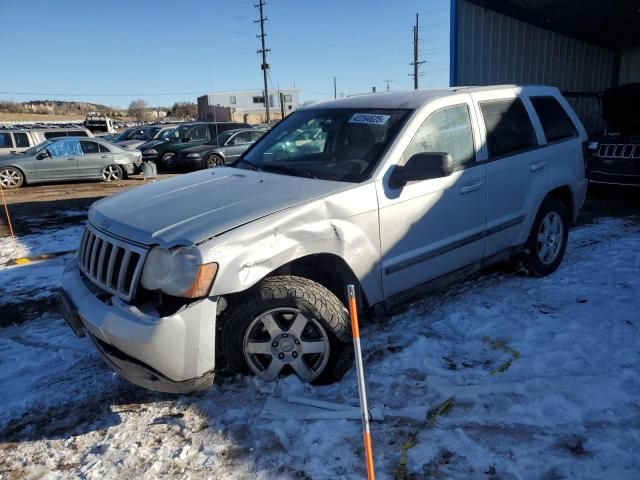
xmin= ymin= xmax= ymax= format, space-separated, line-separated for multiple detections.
xmin=59 ymin=86 xmax=587 ymax=393
xmin=0 ymin=127 xmax=93 ymax=155
xmin=175 ymin=128 xmax=267 ymax=169
xmin=140 ymin=122 xmax=250 ymax=168
xmin=586 ymin=83 xmax=640 ymax=187
xmin=116 ymin=125 xmax=176 ymax=150
xmin=0 ymin=136 xmax=141 ymax=189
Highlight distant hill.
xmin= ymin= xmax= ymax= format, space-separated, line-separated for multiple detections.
xmin=0 ymin=99 xmax=114 ymax=116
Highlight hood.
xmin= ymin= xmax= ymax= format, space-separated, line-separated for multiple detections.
xmin=601 ymin=83 xmax=640 ymax=134
xmin=88 ymin=167 xmax=350 ymax=247
xmin=117 ymin=139 xmax=145 ymax=149
xmin=138 ymin=138 xmax=166 ymax=150
xmin=0 ymin=152 xmax=29 ymax=163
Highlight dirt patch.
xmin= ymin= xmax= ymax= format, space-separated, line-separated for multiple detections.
xmin=0 ymin=297 xmax=58 ymax=328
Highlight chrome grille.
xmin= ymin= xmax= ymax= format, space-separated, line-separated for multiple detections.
xmin=78 ymin=224 xmax=147 ymax=301
xmin=596 ymin=143 xmax=640 ymax=159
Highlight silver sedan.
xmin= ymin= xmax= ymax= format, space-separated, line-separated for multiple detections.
xmin=0 ymin=137 xmax=142 ymax=189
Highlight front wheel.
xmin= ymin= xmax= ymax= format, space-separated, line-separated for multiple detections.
xmin=518 ymin=197 xmax=568 ymax=276
xmin=101 ymin=164 xmax=123 ymax=182
xmin=161 ymin=152 xmax=177 ymax=169
xmin=222 ymin=276 xmax=353 ymax=384
xmin=0 ymin=166 xmax=24 ymax=189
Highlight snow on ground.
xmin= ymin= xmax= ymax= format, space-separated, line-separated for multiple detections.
xmin=1 ymin=217 xmax=639 ymax=479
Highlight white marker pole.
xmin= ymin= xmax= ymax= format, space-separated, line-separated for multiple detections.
xmin=347 ymin=284 xmax=375 ymax=480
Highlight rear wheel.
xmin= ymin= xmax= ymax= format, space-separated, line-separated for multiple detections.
xmin=0 ymin=167 xmax=24 ymax=189
xmin=222 ymin=275 xmax=353 ymax=384
xmin=204 ymin=154 xmax=224 ymax=169
xmin=518 ymin=197 xmax=568 ymax=276
xmin=101 ymin=164 xmax=122 ymax=182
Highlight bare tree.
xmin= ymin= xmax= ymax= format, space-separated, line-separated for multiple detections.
xmin=128 ymin=99 xmax=149 ymax=121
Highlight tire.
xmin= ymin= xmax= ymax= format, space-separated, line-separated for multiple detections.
xmin=204 ymin=154 xmax=224 ymax=169
xmin=161 ymin=152 xmax=177 ymax=169
xmin=221 ymin=275 xmax=353 ymax=385
xmin=518 ymin=197 xmax=569 ymax=276
xmin=0 ymin=166 xmax=24 ymax=189
xmin=101 ymin=164 xmax=123 ymax=182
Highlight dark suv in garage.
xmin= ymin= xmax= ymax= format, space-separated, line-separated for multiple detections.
xmin=586 ymin=83 xmax=640 ymax=187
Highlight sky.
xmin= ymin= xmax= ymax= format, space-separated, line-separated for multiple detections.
xmin=0 ymin=0 xmax=450 ymax=109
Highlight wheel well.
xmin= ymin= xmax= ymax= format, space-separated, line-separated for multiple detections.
xmin=269 ymin=254 xmax=368 ymax=310
xmin=546 ymin=186 xmax=574 ymax=221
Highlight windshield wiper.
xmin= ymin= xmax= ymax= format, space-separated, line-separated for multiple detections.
xmin=235 ymin=158 xmax=263 ymax=171
xmin=262 ymin=164 xmax=318 ymax=179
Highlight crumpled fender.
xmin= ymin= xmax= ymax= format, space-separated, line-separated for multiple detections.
xmin=201 ymin=183 xmax=384 ymax=305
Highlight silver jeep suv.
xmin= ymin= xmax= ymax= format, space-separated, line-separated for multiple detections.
xmin=60 ymin=85 xmax=588 ymax=393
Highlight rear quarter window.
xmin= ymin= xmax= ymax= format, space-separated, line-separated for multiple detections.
xmin=480 ymin=98 xmax=537 ymax=158
xmin=530 ymin=96 xmax=577 ymax=143
xmin=13 ymin=132 xmax=30 ymax=147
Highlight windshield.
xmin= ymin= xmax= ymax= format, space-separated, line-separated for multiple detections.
xmin=139 ymin=127 xmax=161 ymax=140
xmin=113 ymin=128 xmax=133 ymax=142
xmin=23 ymin=140 xmax=52 ymax=155
xmin=237 ymin=108 xmax=411 ymax=182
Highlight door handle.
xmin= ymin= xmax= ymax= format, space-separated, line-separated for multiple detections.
xmin=530 ymin=161 xmax=547 ymax=172
xmin=66 ymin=157 xmax=76 ymax=161
xmin=100 ymin=155 xmax=109 ymax=158
xmin=459 ymin=181 xmax=484 ymax=194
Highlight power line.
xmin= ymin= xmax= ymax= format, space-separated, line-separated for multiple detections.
xmin=254 ymin=0 xmax=270 ymax=123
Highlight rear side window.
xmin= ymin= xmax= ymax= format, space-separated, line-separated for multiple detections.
xmin=80 ymin=140 xmax=99 ymax=154
xmin=70 ymin=130 xmax=88 ymax=137
xmin=530 ymin=96 xmax=577 ymax=143
xmin=480 ymin=99 xmax=537 ymax=158
xmin=0 ymin=133 xmax=14 ymax=148
xmin=98 ymin=143 xmax=111 ymax=153
xmin=13 ymin=132 xmax=30 ymax=147
xmin=404 ymin=104 xmax=476 ymax=170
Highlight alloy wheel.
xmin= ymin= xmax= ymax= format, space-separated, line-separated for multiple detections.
xmin=0 ymin=168 xmax=22 ymax=188
xmin=243 ymin=307 xmax=330 ymax=383
xmin=537 ymin=211 xmax=564 ymax=265
xmin=101 ymin=165 xmax=121 ymax=182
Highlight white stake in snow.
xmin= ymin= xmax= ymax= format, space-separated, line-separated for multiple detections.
xmin=347 ymin=284 xmax=375 ymax=480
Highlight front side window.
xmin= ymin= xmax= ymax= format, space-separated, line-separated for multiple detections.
xmin=232 ymin=132 xmax=253 ymax=144
xmin=480 ymin=98 xmax=537 ymax=158
xmin=186 ymin=125 xmax=207 ymax=140
xmin=80 ymin=140 xmax=99 ymax=154
xmin=13 ymin=132 xmax=30 ymax=148
xmin=284 ymin=94 xmax=293 ymax=102
xmin=70 ymin=130 xmax=88 ymax=137
xmin=239 ymin=108 xmax=411 ymax=182
xmin=44 ymin=131 xmax=66 ymax=139
xmin=403 ymin=104 xmax=476 ymax=170
xmin=253 ymin=96 xmax=264 ymax=104
xmin=530 ymin=96 xmax=577 ymax=143
xmin=48 ymin=139 xmax=82 ymax=157
xmin=0 ymin=133 xmax=14 ymax=148
xmin=230 ymin=96 xmax=237 ymax=105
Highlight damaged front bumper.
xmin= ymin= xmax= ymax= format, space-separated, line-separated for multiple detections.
xmin=59 ymin=263 xmax=217 ymax=393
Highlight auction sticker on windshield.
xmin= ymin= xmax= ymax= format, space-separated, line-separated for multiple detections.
xmin=348 ymin=113 xmax=390 ymax=125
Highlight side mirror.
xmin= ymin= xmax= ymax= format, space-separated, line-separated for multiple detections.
xmin=390 ymin=152 xmax=454 ymax=188
xmin=36 ymin=150 xmax=51 ymax=160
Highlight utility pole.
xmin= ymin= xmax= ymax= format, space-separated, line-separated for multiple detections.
xmin=383 ymin=79 xmax=392 ymax=92
xmin=255 ymin=0 xmax=270 ymax=123
xmin=333 ymin=77 xmax=337 ymax=99
xmin=409 ymin=13 xmax=425 ymax=90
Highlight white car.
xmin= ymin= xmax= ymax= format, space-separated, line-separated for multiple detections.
xmin=60 ymin=85 xmax=588 ymax=393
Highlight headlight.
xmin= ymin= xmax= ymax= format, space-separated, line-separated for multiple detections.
xmin=587 ymin=141 xmax=599 ymax=150
xmin=140 ymin=246 xmax=218 ymax=298
xmin=186 ymin=153 xmax=201 ymax=158
xmin=143 ymin=148 xmax=158 ymax=155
